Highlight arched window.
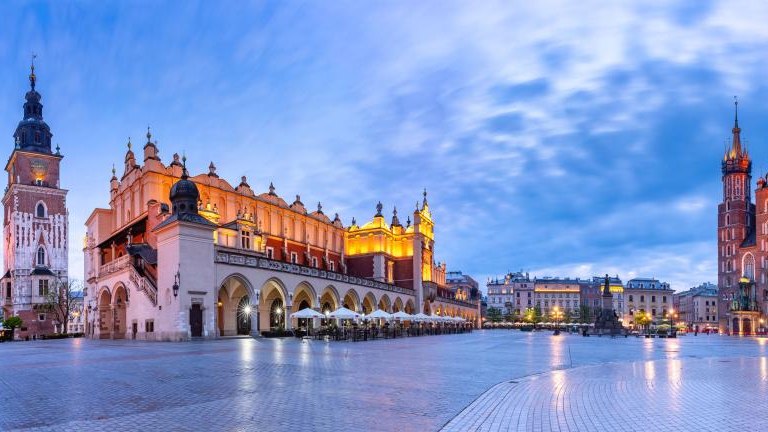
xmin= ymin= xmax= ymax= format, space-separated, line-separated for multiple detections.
xmin=36 ymin=247 xmax=45 ymax=267
xmin=726 ymin=215 xmax=731 ymax=225
xmin=743 ymin=254 xmax=756 ymax=280
xmin=35 ymin=202 xmax=46 ymax=218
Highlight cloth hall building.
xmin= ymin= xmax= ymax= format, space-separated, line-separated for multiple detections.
xmin=82 ymin=136 xmax=479 ymax=340
xmin=718 ymin=101 xmax=768 ymax=335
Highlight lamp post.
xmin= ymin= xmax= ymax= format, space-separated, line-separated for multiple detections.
xmin=552 ymin=306 xmax=562 ymax=335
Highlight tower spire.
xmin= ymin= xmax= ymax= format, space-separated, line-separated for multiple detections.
xmin=732 ymin=96 xmax=742 ymax=157
xmin=29 ymin=53 xmax=36 ymax=90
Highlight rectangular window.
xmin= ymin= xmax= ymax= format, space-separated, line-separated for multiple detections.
xmin=38 ymin=313 xmax=46 ymax=321
xmin=312 ymin=257 xmax=319 ymax=268
xmin=662 ymin=296 xmax=667 ymax=303
xmin=329 ymin=261 xmax=335 ymax=272
xmin=290 ymin=252 xmax=298 ymax=264
xmin=266 ymin=247 xmax=274 ymax=259
xmin=651 ymin=296 xmax=656 ymax=303
xmin=38 ymin=279 xmax=49 ymax=296
xmin=628 ymin=295 xmax=633 ymax=302
xmin=241 ymin=231 xmax=251 ymax=250
xmin=652 ymin=308 xmax=657 ymax=316
xmin=5 ymin=282 xmax=10 ymax=299
xmin=640 ymin=295 xmax=645 ymax=302
xmin=145 ymin=320 xmax=155 ymax=333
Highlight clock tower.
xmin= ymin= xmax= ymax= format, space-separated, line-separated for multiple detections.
xmin=1 ymin=62 xmax=69 ymax=339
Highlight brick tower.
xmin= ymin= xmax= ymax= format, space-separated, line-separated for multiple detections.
xmin=717 ymin=99 xmax=757 ymax=333
xmin=1 ymin=61 xmax=69 ymax=339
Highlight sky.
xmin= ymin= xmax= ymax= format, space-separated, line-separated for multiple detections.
xmin=2 ymin=1 xmax=768 ymax=293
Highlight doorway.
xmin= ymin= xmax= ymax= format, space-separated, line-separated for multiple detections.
xmin=190 ymin=304 xmax=203 ymax=337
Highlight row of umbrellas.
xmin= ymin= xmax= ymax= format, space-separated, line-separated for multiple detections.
xmin=290 ymin=306 xmax=467 ymax=323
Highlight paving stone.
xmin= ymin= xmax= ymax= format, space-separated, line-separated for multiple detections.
xmin=1 ymin=332 xmax=767 ymax=431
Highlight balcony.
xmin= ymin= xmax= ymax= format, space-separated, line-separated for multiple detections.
xmin=99 ymin=255 xmax=130 ymax=277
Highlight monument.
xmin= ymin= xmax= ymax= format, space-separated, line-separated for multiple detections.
xmin=592 ymin=274 xmax=625 ymax=336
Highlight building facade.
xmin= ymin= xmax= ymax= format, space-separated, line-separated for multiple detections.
xmin=717 ymin=101 xmax=768 ymax=335
xmin=486 ymin=271 xmax=531 ymax=315
xmin=676 ymin=283 xmax=718 ymax=332
xmin=445 ymin=271 xmax=479 ymax=302
xmin=624 ymin=278 xmax=673 ymax=326
xmin=83 ymin=140 xmax=478 ymax=340
xmin=533 ymin=277 xmax=581 ymax=321
xmin=1 ymin=64 xmax=69 ymax=339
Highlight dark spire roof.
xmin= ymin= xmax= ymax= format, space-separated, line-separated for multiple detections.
xmin=14 ymin=57 xmax=53 ymax=154
xmin=155 ymin=157 xmax=215 ymax=231
xmin=391 ymin=206 xmax=401 ymax=227
xmin=732 ymin=96 xmax=742 ymax=156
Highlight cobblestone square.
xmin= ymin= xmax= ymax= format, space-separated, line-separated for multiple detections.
xmin=2 ymin=331 xmax=768 ymax=431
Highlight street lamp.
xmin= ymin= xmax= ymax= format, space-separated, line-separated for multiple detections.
xmin=172 ymin=269 xmax=180 ymax=298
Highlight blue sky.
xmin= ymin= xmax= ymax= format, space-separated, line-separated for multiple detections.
xmin=2 ymin=1 xmax=768 ymax=292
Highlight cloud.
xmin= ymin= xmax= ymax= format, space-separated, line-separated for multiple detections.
xmin=1 ymin=1 xmax=767 ymax=293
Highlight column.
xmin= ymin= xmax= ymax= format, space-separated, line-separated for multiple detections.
xmin=284 ymin=305 xmax=292 ymax=330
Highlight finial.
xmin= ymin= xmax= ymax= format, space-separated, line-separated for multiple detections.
xmin=352 ymin=217 xmax=357 ymax=225
xmin=29 ymin=53 xmax=37 ymax=90
xmin=241 ymin=175 xmax=247 ymax=185
xmin=422 ymin=188 xmax=428 ymax=206
xmin=269 ymin=182 xmax=276 ymax=195
xmin=375 ymin=201 xmax=383 ymax=216
xmin=146 ymin=126 xmax=152 ymax=143
xmin=111 ymin=164 xmax=116 ymax=176
xmin=734 ymin=95 xmax=739 ymax=129
xmin=127 ymin=137 xmax=132 ymax=150
xmin=295 ymin=194 xmax=301 ymax=203
xmin=406 ymin=216 xmax=411 ymax=227
xmin=208 ymin=161 xmax=216 ymax=175
xmin=317 ymin=202 xmax=323 ymax=213
xmin=181 ymin=154 xmax=188 ymax=179
xmin=393 ymin=206 xmax=398 ymax=216
xmin=55 ymin=143 xmax=60 ymax=155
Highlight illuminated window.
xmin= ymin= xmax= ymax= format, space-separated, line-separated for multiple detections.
xmin=241 ymin=230 xmax=251 ymax=250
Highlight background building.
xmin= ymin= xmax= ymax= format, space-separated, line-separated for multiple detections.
xmin=1 ymin=65 xmax=69 ymax=340
xmin=676 ymin=282 xmax=718 ymax=331
xmin=533 ymin=277 xmax=581 ymax=321
xmin=486 ymin=271 xmax=531 ymax=316
xmin=624 ymin=277 xmax=673 ymax=326
xmin=445 ymin=271 xmax=479 ymax=302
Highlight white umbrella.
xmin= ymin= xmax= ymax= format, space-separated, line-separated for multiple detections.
xmin=391 ymin=311 xmax=413 ymax=321
xmin=328 ymin=307 xmax=360 ymax=320
xmin=412 ymin=313 xmax=432 ymax=322
xmin=290 ymin=308 xmax=325 ymax=319
xmin=365 ymin=309 xmax=392 ymax=320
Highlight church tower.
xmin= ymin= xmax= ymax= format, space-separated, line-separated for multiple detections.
xmin=1 ymin=61 xmax=69 ymax=338
xmin=717 ymin=99 xmax=755 ymax=325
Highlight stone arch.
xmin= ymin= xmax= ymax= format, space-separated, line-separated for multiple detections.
xmin=393 ymin=297 xmax=404 ymax=313
xmin=112 ymin=283 xmax=128 ymax=339
xmin=378 ymin=294 xmax=392 ymax=312
xmin=362 ymin=292 xmax=376 ymax=314
xmin=218 ymin=274 xmax=255 ymax=337
xmin=259 ymin=277 xmax=288 ymax=332
xmin=293 ymin=281 xmax=318 ymax=310
xmin=405 ymin=298 xmax=416 ymax=315
xmin=319 ymin=285 xmax=340 ymax=314
xmin=342 ymin=288 xmax=361 ymax=312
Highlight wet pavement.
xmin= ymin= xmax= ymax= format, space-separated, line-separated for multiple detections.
xmin=1 ymin=331 xmax=766 ymax=431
